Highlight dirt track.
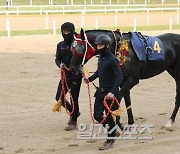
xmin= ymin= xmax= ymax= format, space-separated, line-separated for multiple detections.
xmin=0 ymin=11 xmax=180 ymax=153
xmin=0 ymin=29 xmax=180 ymax=154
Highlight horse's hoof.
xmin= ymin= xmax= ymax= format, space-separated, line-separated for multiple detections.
xmin=165 ymin=119 xmax=174 ymax=128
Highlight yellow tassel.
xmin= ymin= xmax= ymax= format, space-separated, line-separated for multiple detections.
xmin=52 ymin=100 xmax=62 ymax=112
xmin=111 ymin=114 xmax=116 ymax=122
xmin=111 ymin=107 xmax=124 ymax=122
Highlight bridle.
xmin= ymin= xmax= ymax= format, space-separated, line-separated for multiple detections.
xmin=74 ymin=32 xmax=95 ymax=67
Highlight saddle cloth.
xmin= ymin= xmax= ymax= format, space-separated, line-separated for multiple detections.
xmin=130 ymin=32 xmax=165 ymax=61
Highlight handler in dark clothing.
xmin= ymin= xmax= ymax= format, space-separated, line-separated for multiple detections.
xmin=55 ymin=22 xmax=82 ymax=131
xmin=84 ymin=34 xmax=123 ymax=150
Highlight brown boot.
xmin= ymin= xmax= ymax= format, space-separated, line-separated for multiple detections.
xmin=67 ymin=112 xmax=81 ymax=125
xmin=64 ymin=121 xmax=77 ymax=131
xmin=98 ymin=139 xmax=115 ymax=150
xmin=64 ymin=112 xmax=81 ymax=131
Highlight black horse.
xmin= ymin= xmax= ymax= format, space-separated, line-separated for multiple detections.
xmin=69 ymin=28 xmax=180 ymax=127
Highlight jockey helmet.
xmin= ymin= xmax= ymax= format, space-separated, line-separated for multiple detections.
xmin=95 ymin=34 xmax=111 ymax=45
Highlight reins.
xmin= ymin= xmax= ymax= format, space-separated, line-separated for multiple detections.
xmin=52 ymin=65 xmax=75 ymax=116
xmin=82 ymin=69 xmax=123 ymax=124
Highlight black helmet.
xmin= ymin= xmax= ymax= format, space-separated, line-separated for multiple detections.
xmin=61 ymin=22 xmax=75 ymax=31
xmin=95 ymin=34 xmax=111 ymax=45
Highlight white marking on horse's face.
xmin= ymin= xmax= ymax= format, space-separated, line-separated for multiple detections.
xmin=72 ymin=40 xmax=77 ymax=47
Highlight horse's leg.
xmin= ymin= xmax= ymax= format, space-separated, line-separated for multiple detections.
xmin=118 ymin=77 xmax=139 ymax=126
xmin=166 ymin=80 xmax=180 ymax=127
xmin=166 ymin=66 xmax=180 ymax=127
xmin=124 ymin=91 xmax=134 ymax=125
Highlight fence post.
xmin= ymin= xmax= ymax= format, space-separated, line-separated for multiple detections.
xmin=63 ymin=5 xmax=65 ymax=15
xmin=53 ymin=18 xmax=56 ymax=35
xmin=83 ymin=5 xmax=86 ymax=14
xmin=109 ymin=0 xmax=111 ymax=5
xmin=127 ymin=0 xmax=130 ymax=5
xmin=146 ymin=10 xmax=149 ymax=26
xmin=133 ymin=16 xmax=136 ymax=32
xmin=81 ymin=15 xmax=84 ymax=28
xmin=45 ymin=12 xmax=48 ymax=29
xmin=6 ymin=0 xmax=10 ymax=8
xmin=17 ymin=6 xmax=19 ymax=15
xmin=30 ymin=0 xmax=32 ymax=5
xmin=124 ymin=5 xmax=126 ymax=13
xmin=91 ymin=0 xmax=93 ymax=5
xmin=40 ymin=6 xmax=42 ymax=15
xmin=95 ymin=16 xmax=98 ymax=30
xmin=6 ymin=18 xmax=10 ymax=37
xmin=161 ymin=0 xmax=164 ymax=5
xmin=177 ymin=9 xmax=179 ymax=24
xmin=169 ymin=16 xmax=172 ymax=31
xmin=115 ymin=10 xmax=118 ymax=27
xmin=101 ymin=0 xmax=103 ymax=5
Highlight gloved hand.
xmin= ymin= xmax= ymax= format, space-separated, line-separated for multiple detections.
xmin=106 ymin=92 xmax=114 ymax=100
xmin=60 ymin=63 xmax=65 ymax=70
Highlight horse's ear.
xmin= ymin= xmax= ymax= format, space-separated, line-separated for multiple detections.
xmin=80 ymin=28 xmax=85 ymax=40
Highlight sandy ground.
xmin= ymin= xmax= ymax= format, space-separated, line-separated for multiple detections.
xmin=0 ymin=30 xmax=180 ymax=154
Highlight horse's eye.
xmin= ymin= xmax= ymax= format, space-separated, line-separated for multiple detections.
xmin=75 ymin=44 xmax=85 ymax=55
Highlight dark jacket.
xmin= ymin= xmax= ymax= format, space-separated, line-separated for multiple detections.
xmin=55 ymin=41 xmax=82 ymax=81
xmin=89 ymin=50 xmax=123 ymax=95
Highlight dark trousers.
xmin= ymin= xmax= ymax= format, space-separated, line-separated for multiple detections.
xmin=93 ymin=88 xmax=120 ymax=138
xmin=56 ymin=80 xmax=82 ymax=121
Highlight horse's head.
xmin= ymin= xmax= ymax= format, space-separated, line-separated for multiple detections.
xmin=70 ymin=28 xmax=96 ymax=74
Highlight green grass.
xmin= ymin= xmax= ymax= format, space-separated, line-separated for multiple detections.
xmin=1 ymin=24 xmax=180 ymax=37
xmin=0 ymin=29 xmax=54 ymax=36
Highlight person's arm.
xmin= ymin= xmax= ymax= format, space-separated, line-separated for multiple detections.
xmin=83 ymin=70 xmax=98 ymax=84
xmin=55 ymin=44 xmax=62 ymax=68
xmin=110 ymin=59 xmax=123 ymax=94
xmin=88 ymin=70 xmax=99 ymax=82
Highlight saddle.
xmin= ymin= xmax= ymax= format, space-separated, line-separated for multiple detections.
xmin=130 ymin=32 xmax=165 ymax=61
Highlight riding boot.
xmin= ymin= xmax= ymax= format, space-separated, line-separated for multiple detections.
xmin=99 ymin=139 xmax=115 ymax=150
xmin=64 ymin=112 xmax=81 ymax=131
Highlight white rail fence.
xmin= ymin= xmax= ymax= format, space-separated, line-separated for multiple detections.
xmin=2 ymin=5 xmax=180 ymax=37
xmin=5 ymin=14 xmax=178 ymax=37
xmin=4 ymin=0 xmax=180 ymax=6
xmin=1 ymin=5 xmax=180 ymax=15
